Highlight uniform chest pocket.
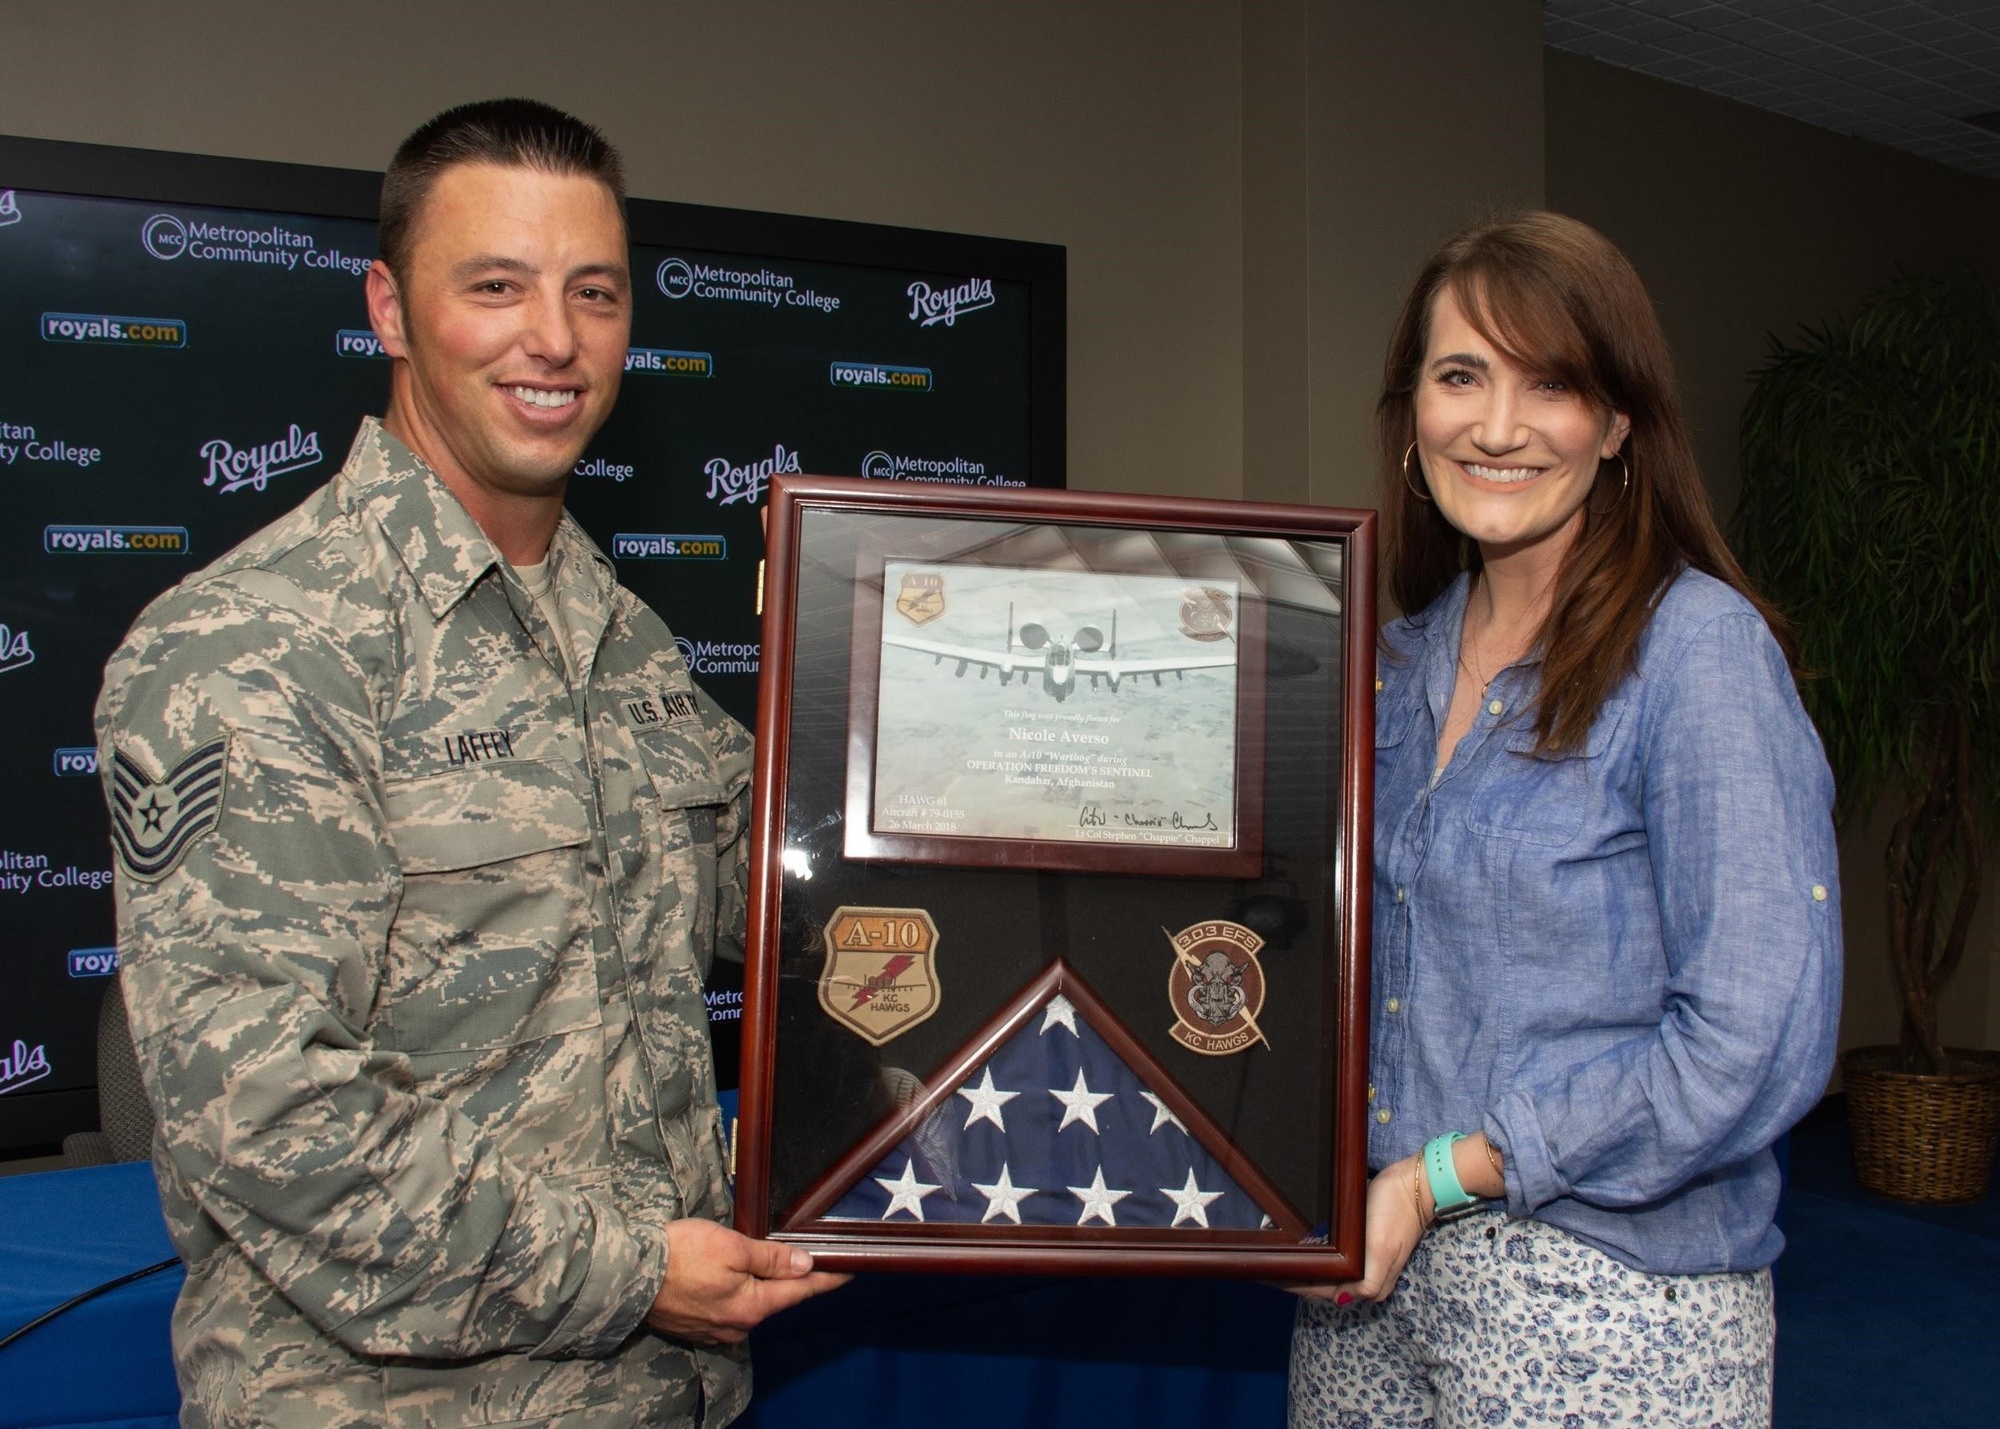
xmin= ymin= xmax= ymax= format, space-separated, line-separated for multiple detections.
xmin=377 ymin=757 xmax=603 ymax=1054
xmin=630 ymin=721 xmax=726 ymax=837
xmin=1464 ymin=701 xmax=1627 ymax=849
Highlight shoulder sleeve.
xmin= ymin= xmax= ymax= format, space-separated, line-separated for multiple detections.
xmin=97 ymin=577 xmax=663 ymax=1360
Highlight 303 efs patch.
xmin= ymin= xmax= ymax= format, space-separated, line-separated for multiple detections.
xmin=1164 ymin=919 xmax=1269 ymax=1055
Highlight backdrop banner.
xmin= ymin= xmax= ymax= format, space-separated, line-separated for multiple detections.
xmin=0 ymin=154 xmax=1062 ymax=1146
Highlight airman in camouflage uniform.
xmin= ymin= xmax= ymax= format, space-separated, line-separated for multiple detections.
xmin=98 ymin=414 xmax=755 ymax=1426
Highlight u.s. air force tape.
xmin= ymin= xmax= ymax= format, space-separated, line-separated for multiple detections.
xmin=108 ymin=737 xmax=229 ymax=881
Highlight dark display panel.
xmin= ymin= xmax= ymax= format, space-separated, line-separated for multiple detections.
xmin=0 ymin=135 xmax=1063 ymax=1150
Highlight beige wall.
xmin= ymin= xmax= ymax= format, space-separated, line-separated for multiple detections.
xmin=1546 ymin=49 xmax=2000 ymax=522
xmin=1547 ymin=51 xmax=2000 ymax=1060
xmin=0 ymin=0 xmax=1245 ymax=500
xmin=1242 ymin=1 xmax=1546 ymax=513
xmin=0 ymin=0 xmax=1552 ymax=506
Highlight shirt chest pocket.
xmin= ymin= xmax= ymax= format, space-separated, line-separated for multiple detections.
xmin=376 ymin=757 xmax=604 ymax=1054
xmin=626 ymin=719 xmax=729 ymax=963
xmin=1463 ymin=700 xmax=1628 ymax=849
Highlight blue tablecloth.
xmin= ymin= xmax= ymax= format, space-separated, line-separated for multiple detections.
xmin=0 ymin=1159 xmax=1294 ymax=1429
xmin=0 ymin=1162 xmax=181 ymax=1429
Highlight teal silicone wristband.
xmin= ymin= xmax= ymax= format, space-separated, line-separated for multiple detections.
xmin=1423 ymin=1132 xmax=1476 ymax=1215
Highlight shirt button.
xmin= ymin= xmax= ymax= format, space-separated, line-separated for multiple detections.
xmin=1812 ymin=884 xmax=1828 ymax=902
xmin=1375 ymin=678 xmax=1384 ymax=692
xmin=1386 ymin=998 xmax=1401 ymax=1013
xmin=1376 ymin=1108 xmax=1392 ymax=1124
xmin=1368 ymin=1084 xmax=1377 ymax=1102
xmin=1488 ymin=699 xmax=1504 ymax=716
xmin=1395 ymin=886 xmax=1406 ymax=903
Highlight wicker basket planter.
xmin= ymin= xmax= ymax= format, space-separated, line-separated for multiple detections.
xmin=1842 ymin=1046 xmax=2000 ymax=1204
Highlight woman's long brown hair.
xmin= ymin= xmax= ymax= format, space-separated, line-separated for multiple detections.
xmin=1377 ymin=211 xmax=1792 ymax=753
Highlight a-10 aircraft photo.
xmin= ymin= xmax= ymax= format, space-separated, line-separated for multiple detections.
xmin=881 ymin=605 xmax=1236 ymax=703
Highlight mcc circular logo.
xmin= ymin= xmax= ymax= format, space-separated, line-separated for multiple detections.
xmin=656 ymin=257 xmax=694 ymax=299
xmin=141 ymin=213 xmax=188 ymax=261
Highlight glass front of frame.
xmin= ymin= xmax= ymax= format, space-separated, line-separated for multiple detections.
xmin=740 ymin=484 xmax=1372 ymax=1277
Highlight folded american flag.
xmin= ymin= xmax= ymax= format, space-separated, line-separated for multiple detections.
xmin=826 ymin=992 xmax=1277 ymax=1229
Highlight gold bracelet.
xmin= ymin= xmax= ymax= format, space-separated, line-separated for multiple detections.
xmin=1482 ymin=1137 xmax=1504 ymax=1183
xmin=1412 ymin=1156 xmax=1431 ymax=1231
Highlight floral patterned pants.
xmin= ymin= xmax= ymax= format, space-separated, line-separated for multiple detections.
xmin=1288 ymin=1213 xmax=1775 ymax=1428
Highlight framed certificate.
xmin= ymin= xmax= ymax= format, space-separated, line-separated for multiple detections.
xmin=848 ymin=550 xmax=1265 ymax=877
xmin=738 ymin=476 xmax=1374 ymax=1279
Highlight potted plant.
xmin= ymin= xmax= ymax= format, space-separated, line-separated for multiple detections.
xmin=1736 ymin=272 xmax=2000 ymax=1204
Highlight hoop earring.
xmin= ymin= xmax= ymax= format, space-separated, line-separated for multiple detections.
xmin=1403 ymin=442 xmax=1432 ymax=503
xmin=1590 ymin=451 xmax=1632 ymax=515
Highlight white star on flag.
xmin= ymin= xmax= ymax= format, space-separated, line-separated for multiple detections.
xmin=1140 ymin=1091 xmax=1188 ymax=1135
xmin=956 ymin=1067 xmax=1021 ymax=1132
xmin=1068 ymin=1166 xmax=1133 ymax=1226
xmin=1160 ymin=1168 xmax=1226 ymax=1228
xmin=1050 ymin=1067 xmax=1113 ymax=1133
xmin=971 ymin=1163 xmax=1038 ymax=1224
xmin=875 ymin=1158 xmax=941 ymax=1221
xmin=1039 ymin=994 xmax=1079 ymax=1037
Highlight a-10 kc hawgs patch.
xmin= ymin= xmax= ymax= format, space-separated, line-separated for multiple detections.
xmin=818 ymin=906 xmax=941 ymax=1046
xmin=894 ymin=571 xmax=946 ymax=626
xmin=1164 ymin=919 xmax=1269 ymax=1055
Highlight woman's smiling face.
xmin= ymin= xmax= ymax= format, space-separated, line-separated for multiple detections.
xmin=1413 ymin=285 xmax=1630 ymax=563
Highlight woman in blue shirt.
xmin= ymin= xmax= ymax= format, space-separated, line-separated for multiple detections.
xmin=1288 ymin=213 xmax=1841 ymax=1428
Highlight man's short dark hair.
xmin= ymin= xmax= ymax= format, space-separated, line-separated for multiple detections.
xmin=379 ymin=98 xmax=626 ymax=278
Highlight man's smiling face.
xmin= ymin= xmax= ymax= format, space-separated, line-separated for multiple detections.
xmin=372 ymin=161 xmax=629 ymax=504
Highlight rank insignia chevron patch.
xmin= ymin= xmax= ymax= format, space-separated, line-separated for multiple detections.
xmin=108 ymin=738 xmax=229 ymax=881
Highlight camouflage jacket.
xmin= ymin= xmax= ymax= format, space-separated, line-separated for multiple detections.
xmin=96 ymin=418 xmax=752 ymax=1428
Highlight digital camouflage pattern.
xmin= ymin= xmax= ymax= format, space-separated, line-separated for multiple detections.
xmin=96 ymin=419 xmax=752 ymax=1428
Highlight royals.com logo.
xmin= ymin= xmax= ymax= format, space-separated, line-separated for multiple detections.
xmin=336 ymin=329 xmax=386 ymax=359
xmin=201 ymin=423 xmax=322 ymax=494
xmin=704 ymin=442 xmax=800 ymax=507
xmin=860 ymin=450 xmax=1024 ymax=487
xmin=612 ymin=533 xmax=727 ymax=560
xmin=626 ymin=346 xmax=712 ymax=377
xmin=830 ymin=361 xmax=932 ymax=393
xmin=908 ymin=277 xmax=995 ymax=328
xmin=656 ymin=257 xmax=840 ymax=312
xmin=675 ymin=636 xmax=760 ymax=676
xmin=45 ymin=525 xmax=190 ymax=555
xmin=142 ymin=212 xmax=372 ymax=275
xmin=42 ymin=312 xmax=186 ymax=349
xmin=68 ymin=947 xmax=119 ymax=979
xmin=53 ymin=747 xmax=98 ymax=777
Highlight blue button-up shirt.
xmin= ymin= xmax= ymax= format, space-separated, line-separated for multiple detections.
xmin=1370 ymin=567 xmax=1842 ymax=1273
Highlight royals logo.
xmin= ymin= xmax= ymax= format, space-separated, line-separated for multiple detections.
xmin=0 ymin=623 xmax=33 ymax=675
xmin=1164 ymin=920 xmax=1269 ymax=1056
xmin=1179 ymin=587 xmax=1235 ymax=643
xmin=895 ymin=572 xmax=946 ymax=626
xmin=0 ymin=1038 xmax=51 ymax=1096
xmin=0 ymin=190 xmax=21 ymax=227
xmin=907 ymin=277 xmax=995 ymax=328
xmin=108 ymin=738 xmax=229 ymax=881
xmin=703 ymin=442 xmax=800 ymax=507
xmin=200 ymin=423 xmax=322 ymax=494
xmin=818 ymin=907 xmax=941 ymax=1047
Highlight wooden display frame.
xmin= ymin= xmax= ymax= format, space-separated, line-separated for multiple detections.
xmin=738 ymin=475 xmax=1375 ymax=1279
